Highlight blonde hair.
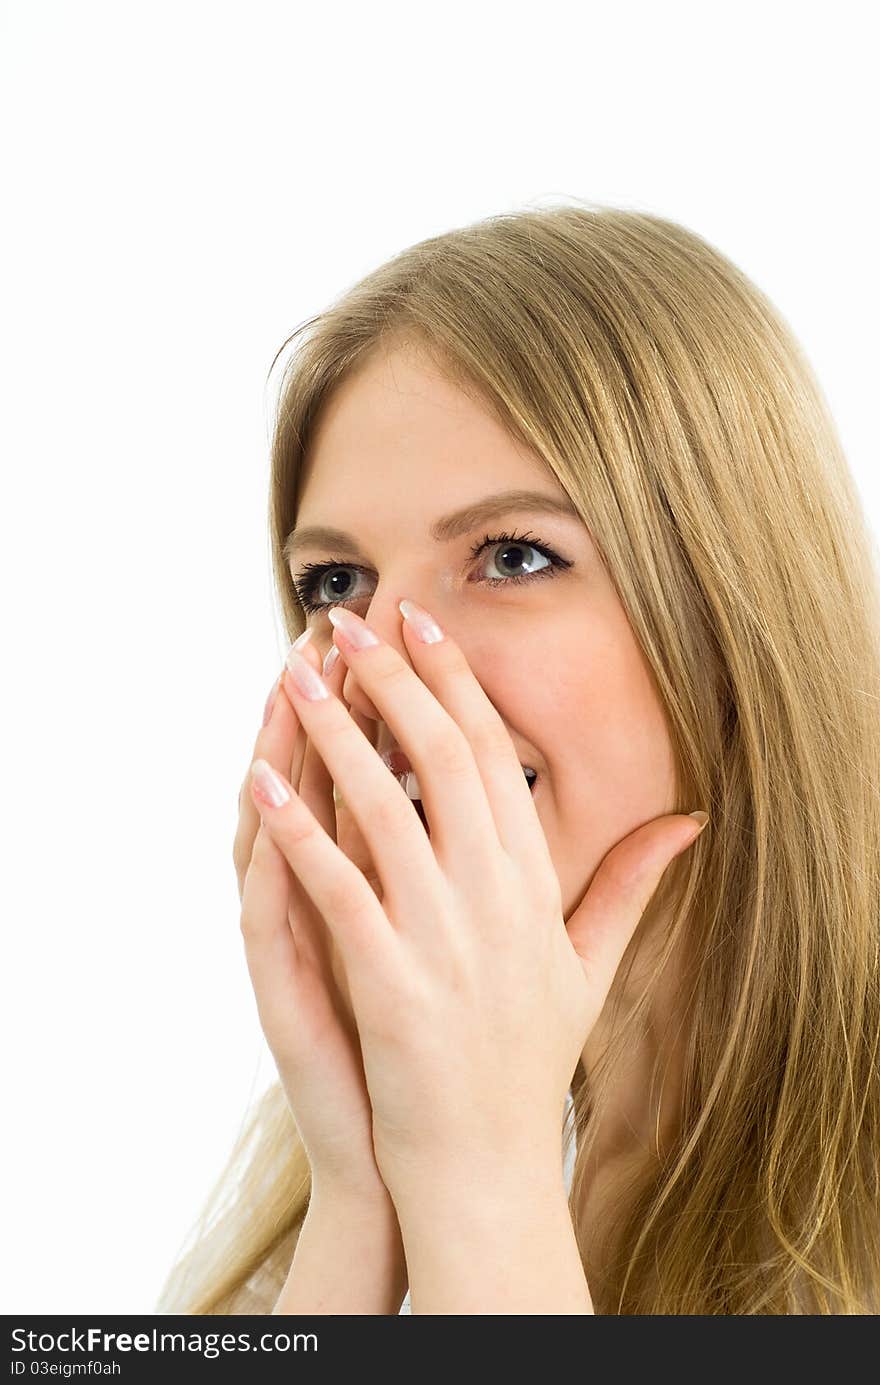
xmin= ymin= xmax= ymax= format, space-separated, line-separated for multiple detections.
xmin=158 ymin=201 xmax=880 ymax=1314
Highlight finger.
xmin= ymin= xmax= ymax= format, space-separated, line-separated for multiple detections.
xmin=239 ymin=639 xmax=358 ymax=1019
xmin=280 ymin=636 xmax=448 ymax=927
xmin=233 ymin=634 xmax=321 ymax=889
xmin=333 ymin=764 xmax=387 ymax=900
xmin=248 ymin=756 xmax=396 ymax=972
xmin=392 ymin=601 xmax=551 ymax=877
xmin=299 ymin=648 xmax=380 ymax=1023
xmin=286 ymin=645 xmax=353 ymax=980
xmin=322 ymin=646 xmax=388 ymax=898
xmin=319 ymin=601 xmax=542 ymax=880
xmin=297 ymin=641 xmax=350 ymax=842
xmin=566 ymin=813 xmax=709 ymax=1008
xmin=239 ymin=821 xmax=300 ymax=1036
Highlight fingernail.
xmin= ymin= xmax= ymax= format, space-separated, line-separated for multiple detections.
xmin=262 ymin=675 xmax=280 ymax=727
xmin=399 ymin=598 xmax=444 ymax=644
xmin=267 ymin=628 xmax=315 ymax=720
xmin=323 ymin=644 xmax=340 ymax=677
xmin=327 ymin=606 xmax=380 ymax=649
xmin=285 ymin=645 xmax=330 ymax=701
xmin=688 ymin=810 xmax=709 ymax=834
xmin=250 ymin=758 xmax=290 ymax=807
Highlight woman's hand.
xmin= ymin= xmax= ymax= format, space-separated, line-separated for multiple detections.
xmin=234 ymin=636 xmax=395 ymax=1206
xmin=248 ymin=599 xmax=708 ymax=1207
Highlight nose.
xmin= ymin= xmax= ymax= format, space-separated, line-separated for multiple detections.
xmin=337 ymin=594 xmax=418 ymax=725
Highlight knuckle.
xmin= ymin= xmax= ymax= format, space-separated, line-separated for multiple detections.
xmin=470 ymin=718 xmax=516 ymax=766
xmin=603 ymin=851 xmax=652 ymax=910
xmin=602 ymin=855 xmax=637 ymax=898
xmin=420 ymin=725 xmax=473 ymax=782
xmin=322 ymin=867 xmax=360 ymax=919
xmin=370 ymin=786 xmax=409 ymax=836
xmin=370 ymin=655 xmax=411 ymax=690
xmin=282 ymin=813 xmax=325 ymax=851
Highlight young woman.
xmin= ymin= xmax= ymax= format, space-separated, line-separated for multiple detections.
xmin=157 ymin=203 xmax=880 ymax=1314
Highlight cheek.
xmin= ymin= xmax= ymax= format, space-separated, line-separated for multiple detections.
xmin=482 ymin=620 xmax=675 ymax=804
xmin=569 ymin=638 xmax=676 ymax=810
xmin=556 ymin=658 xmax=677 ymax=920
xmin=473 ymin=603 xmax=678 ymax=923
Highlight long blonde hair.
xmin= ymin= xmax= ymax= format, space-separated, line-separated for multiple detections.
xmin=158 ymin=202 xmax=880 ymax=1314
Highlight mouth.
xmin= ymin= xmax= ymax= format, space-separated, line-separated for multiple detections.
xmin=392 ymin=762 xmax=539 ymax=835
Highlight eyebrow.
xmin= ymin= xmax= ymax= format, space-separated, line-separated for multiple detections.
xmin=283 ymin=488 xmax=582 ymax=565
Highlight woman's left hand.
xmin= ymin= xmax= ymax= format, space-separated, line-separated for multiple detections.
xmin=248 ymin=599 xmax=707 ymax=1205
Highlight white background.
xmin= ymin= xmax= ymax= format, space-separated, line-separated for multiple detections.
xmin=2 ymin=1 xmax=877 ymax=1313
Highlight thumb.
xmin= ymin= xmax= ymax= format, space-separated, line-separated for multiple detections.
xmin=565 ymin=811 xmax=709 ymax=1008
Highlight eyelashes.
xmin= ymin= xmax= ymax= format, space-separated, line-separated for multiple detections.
xmin=291 ymin=528 xmax=573 ymax=615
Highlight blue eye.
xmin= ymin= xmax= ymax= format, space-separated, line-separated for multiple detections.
xmin=291 ymin=529 xmax=573 ymax=616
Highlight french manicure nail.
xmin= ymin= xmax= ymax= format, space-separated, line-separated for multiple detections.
xmin=399 ymin=598 xmax=444 ymax=644
xmin=285 ymin=645 xmax=330 ymax=700
xmin=327 ymin=606 xmax=380 ymax=649
xmin=251 ymin=758 xmax=290 ymax=807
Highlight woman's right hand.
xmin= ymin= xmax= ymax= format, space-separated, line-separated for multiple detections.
xmin=233 ymin=637 xmax=391 ymax=1205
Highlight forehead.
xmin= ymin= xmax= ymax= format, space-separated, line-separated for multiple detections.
xmin=295 ymin=346 xmax=566 ymax=520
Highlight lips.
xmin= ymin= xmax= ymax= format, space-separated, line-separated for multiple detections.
xmin=384 ymin=749 xmax=415 ymax=776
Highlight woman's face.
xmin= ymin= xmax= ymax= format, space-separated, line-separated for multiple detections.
xmin=289 ymin=344 xmax=677 ymax=923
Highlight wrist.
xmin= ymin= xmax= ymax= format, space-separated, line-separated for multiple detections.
xmin=275 ymin=1179 xmax=408 ymax=1316
xmin=386 ymin=1147 xmax=568 ymax=1226
xmin=390 ymin=1163 xmax=589 ymax=1315
xmin=376 ymin=1116 xmax=567 ymax=1205
xmin=308 ymin=1175 xmax=401 ymax=1230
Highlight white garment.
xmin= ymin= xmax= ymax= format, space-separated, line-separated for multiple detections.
xmin=398 ymin=1088 xmax=576 ymax=1314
